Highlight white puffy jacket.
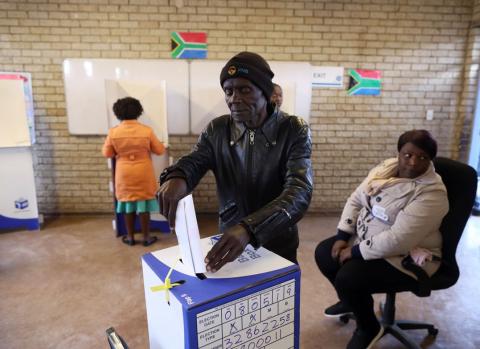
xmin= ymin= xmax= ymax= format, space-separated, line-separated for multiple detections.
xmin=338 ymin=158 xmax=449 ymax=278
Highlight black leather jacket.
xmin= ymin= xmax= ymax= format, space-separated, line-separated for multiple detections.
xmin=160 ymin=107 xmax=313 ymax=261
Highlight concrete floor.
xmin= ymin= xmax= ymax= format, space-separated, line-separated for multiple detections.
xmin=0 ymin=214 xmax=479 ymax=349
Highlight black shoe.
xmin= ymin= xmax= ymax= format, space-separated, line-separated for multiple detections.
xmin=346 ymin=326 xmax=384 ymax=349
xmin=324 ymin=301 xmax=353 ymax=318
xmin=143 ymin=236 xmax=158 ymax=247
xmin=121 ymin=236 xmax=135 ymax=246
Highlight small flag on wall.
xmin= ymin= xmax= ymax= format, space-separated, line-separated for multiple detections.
xmin=347 ymin=69 xmax=381 ymax=96
xmin=171 ymin=32 xmax=207 ymax=59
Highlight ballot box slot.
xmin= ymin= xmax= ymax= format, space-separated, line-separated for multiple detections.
xmin=196 ymin=273 xmax=207 ymax=280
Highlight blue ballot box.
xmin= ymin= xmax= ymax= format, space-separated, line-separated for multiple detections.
xmin=142 ymin=236 xmax=301 ymax=349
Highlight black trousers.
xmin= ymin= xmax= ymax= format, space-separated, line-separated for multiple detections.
xmin=315 ymin=236 xmax=418 ymax=333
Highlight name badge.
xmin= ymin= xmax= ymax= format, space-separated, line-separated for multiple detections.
xmin=372 ymin=204 xmax=389 ymax=222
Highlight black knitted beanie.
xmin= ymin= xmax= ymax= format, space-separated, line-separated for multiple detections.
xmin=220 ymin=52 xmax=274 ymax=99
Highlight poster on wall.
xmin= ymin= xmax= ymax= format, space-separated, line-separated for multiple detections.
xmin=0 ymin=72 xmax=35 ymax=146
xmin=171 ymin=32 xmax=207 ymax=59
xmin=312 ymin=66 xmax=344 ymax=88
xmin=347 ymin=69 xmax=382 ymax=96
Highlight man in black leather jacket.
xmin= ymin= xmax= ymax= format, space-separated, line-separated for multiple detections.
xmin=157 ymin=52 xmax=313 ymax=272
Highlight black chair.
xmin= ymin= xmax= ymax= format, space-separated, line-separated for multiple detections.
xmin=340 ymin=157 xmax=477 ymax=349
xmin=380 ymin=158 xmax=476 ymax=348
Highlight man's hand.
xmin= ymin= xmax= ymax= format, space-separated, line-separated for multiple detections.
xmin=331 ymin=240 xmax=348 ymax=260
xmin=339 ymin=246 xmax=352 ymax=265
xmin=156 ymin=178 xmax=188 ymax=228
xmin=205 ymin=225 xmax=251 ymax=273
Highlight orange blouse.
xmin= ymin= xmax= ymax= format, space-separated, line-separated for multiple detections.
xmin=102 ymin=120 xmax=165 ymax=202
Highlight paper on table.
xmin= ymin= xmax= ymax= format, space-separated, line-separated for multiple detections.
xmin=174 ymin=194 xmax=206 ymax=274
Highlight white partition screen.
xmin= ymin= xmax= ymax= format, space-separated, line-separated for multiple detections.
xmin=190 ymin=60 xmax=312 ymax=134
xmin=269 ymin=61 xmax=312 ymax=122
xmin=189 ymin=61 xmax=230 ymax=133
xmin=105 ymin=79 xmax=169 ymax=145
xmin=63 ymin=59 xmax=189 ymax=135
xmin=0 ymin=79 xmax=30 ymax=147
xmin=63 ymin=59 xmax=312 ymax=135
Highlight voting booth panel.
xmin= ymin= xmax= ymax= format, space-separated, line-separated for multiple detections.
xmin=189 ymin=61 xmax=230 ymax=134
xmin=63 ymin=59 xmax=189 ymax=135
xmin=0 ymin=147 xmax=40 ymax=230
xmin=142 ymin=237 xmax=300 ymax=349
xmin=0 ymin=78 xmax=31 ymax=148
xmin=0 ymin=73 xmax=39 ymax=231
xmin=189 ymin=61 xmax=311 ymax=134
xmin=105 ymin=79 xmax=169 ymax=145
xmin=63 ymin=59 xmax=313 ymax=135
xmin=269 ymin=61 xmax=312 ymax=120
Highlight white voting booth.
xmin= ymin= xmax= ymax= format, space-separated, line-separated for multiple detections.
xmin=0 ymin=73 xmax=39 ymax=231
xmin=63 ymin=59 xmax=189 ymax=135
xmin=188 ymin=61 xmax=311 ymax=133
xmin=63 ymin=59 xmax=185 ymax=235
xmin=62 ymin=58 xmax=313 ymax=235
xmin=62 ymin=58 xmax=312 ymax=136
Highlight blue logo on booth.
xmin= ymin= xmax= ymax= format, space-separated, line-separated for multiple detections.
xmin=15 ymin=198 xmax=29 ymax=210
xmin=210 ymin=235 xmax=221 ymax=245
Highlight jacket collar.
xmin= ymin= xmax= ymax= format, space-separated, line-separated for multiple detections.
xmin=229 ymin=103 xmax=280 ymax=145
xmin=415 ymin=161 xmax=439 ymax=185
xmin=377 ymin=158 xmax=439 ymax=184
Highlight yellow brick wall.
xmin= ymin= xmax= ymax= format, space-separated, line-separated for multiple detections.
xmin=474 ymin=0 xmax=480 ymax=23
xmin=0 ymin=0 xmax=478 ymax=214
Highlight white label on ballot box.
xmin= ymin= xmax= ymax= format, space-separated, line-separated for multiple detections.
xmin=197 ymin=279 xmax=296 ymax=349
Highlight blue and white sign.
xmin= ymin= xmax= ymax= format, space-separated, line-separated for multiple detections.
xmin=0 ymin=147 xmax=39 ymax=230
xmin=312 ymin=66 xmax=344 ymax=88
xmin=142 ymin=236 xmax=301 ymax=349
xmin=0 ymin=71 xmax=39 ymax=231
xmin=15 ymin=198 xmax=29 ymax=210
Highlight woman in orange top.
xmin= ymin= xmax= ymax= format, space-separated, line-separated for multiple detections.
xmin=102 ymin=97 xmax=166 ymax=246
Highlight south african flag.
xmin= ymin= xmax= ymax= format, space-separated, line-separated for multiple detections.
xmin=347 ymin=69 xmax=382 ymax=96
xmin=171 ymin=32 xmax=207 ymax=59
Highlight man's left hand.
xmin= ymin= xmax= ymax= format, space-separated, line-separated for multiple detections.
xmin=205 ymin=225 xmax=251 ymax=273
xmin=339 ymin=247 xmax=352 ymax=265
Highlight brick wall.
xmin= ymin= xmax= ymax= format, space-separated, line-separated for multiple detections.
xmin=457 ymin=25 xmax=480 ymax=164
xmin=474 ymin=0 xmax=480 ymax=23
xmin=0 ymin=0 xmax=478 ymax=214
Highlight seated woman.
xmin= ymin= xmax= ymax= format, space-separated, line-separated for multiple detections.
xmin=315 ymin=130 xmax=449 ymax=349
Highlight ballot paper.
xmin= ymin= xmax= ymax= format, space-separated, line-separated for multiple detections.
xmin=174 ymin=194 xmax=206 ymax=274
